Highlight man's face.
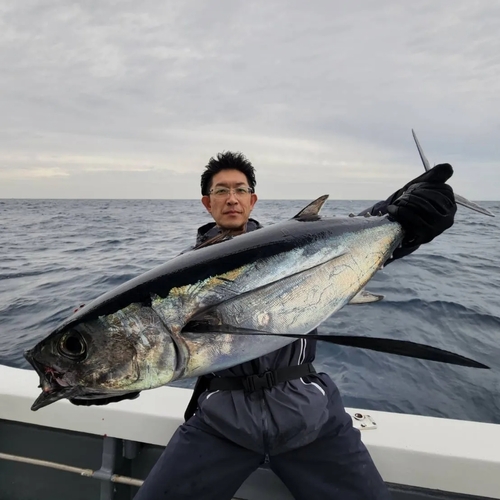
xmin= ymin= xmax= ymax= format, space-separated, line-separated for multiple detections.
xmin=201 ymin=169 xmax=258 ymax=231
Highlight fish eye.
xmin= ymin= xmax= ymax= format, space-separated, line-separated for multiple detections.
xmin=58 ymin=332 xmax=87 ymax=360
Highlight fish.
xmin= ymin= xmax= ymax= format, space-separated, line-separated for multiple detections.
xmin=24 ymin=132 xmax=492 ymax=411
xmin=22 ymin=204 xmax=396 ymax=410
xmin=24 ymin=199 xmax=488 ymax=411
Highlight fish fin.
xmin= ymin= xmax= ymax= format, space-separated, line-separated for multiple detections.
xmin=184 ymin=322 xmax=488 ymax=369
xmin=412 ymin=129 xmax=495 ymax=217
xmin=348 ymin=289 xmax=384 ymax=304
xmin=453 ymin=193 xmax=495 ymax=218
xmin=292 ymin=195 xmax=329 ymax=220
xmin=69 ymin=391 xmax=141 ymax=407
xmin=314 ymin=335 xmax=489 ymax=369
xmin=411 ymin=129 xmax=432 ymax=172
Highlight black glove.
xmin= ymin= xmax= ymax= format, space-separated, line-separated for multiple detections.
xmin=69 ymin=391 xmax=140 ymax=407
xmin=386 ymin=163 xmax=457 ymax=247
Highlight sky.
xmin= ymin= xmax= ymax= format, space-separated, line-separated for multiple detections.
xmin=0 ymin=1 xmax=499 ymax=200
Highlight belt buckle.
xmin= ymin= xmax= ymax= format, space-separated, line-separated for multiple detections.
xmin=243 ymin=371 xmax=276 ymax=392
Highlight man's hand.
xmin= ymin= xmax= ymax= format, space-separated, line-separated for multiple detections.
xmin=386 ymin=163 xmax=457 ymax=247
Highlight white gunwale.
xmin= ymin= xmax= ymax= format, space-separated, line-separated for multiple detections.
xmin=1 ymin=364 xmax=499 ymax=498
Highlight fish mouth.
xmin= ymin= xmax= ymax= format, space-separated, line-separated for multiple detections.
xmin=24 ymin=349 xmax=139 ymax=411
xmin=24 ymin=349 xmax=80 ymax=411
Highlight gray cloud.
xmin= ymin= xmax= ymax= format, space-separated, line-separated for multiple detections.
xmin=0 ymin=0 xmax=499 ymax=199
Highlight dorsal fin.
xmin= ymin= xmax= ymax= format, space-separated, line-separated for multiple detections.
xmin=293 ymin=195 xmax=329 ymax=220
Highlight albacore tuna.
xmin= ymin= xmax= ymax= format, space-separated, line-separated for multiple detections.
xmin=25 ymin=200 xmax=489 ymax=411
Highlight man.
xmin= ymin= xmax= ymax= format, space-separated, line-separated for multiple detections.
xmin=135 ymin=151 xmax=456 ymax=500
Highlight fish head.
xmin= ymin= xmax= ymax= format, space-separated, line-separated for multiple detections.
xmin=24 ymin=307 xmax=174 ymax=411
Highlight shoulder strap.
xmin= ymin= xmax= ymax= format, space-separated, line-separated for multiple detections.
xmin=183 ymin=376 xmax=210 ymax=422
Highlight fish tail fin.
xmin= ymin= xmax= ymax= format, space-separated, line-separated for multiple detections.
xmin=412 ymin=129 xmax=495 ymax=217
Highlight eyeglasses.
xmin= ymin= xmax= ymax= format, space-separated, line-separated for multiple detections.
xmin=209 ymin=186 xmax=254 ymax=198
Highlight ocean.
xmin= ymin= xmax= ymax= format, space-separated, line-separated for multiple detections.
xmin=1 ymin=199 xmax=499 ymax=424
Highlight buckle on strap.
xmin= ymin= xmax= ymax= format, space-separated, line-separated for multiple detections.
xmin=242 ymin=371 xmax=276 ymax=392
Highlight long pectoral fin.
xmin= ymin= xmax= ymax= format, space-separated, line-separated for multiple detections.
xmin=315 ymin=335 xmax=488 ymax=369
xmin=184 ymin=322 xmax=488 ymax=369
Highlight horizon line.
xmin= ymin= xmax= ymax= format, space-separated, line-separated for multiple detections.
xmin=1 ymin=198 xmax=499 ymax=203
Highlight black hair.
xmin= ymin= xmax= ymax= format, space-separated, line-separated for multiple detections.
xmin=200 ymin=151 xmax=256 ymax=195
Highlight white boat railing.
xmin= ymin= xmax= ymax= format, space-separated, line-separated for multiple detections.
xmin=1 ymin=364 xmax=500 ymax=499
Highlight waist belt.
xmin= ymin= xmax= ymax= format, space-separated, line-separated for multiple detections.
xmin=207 ymin=363 xmax=316 ymax=392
